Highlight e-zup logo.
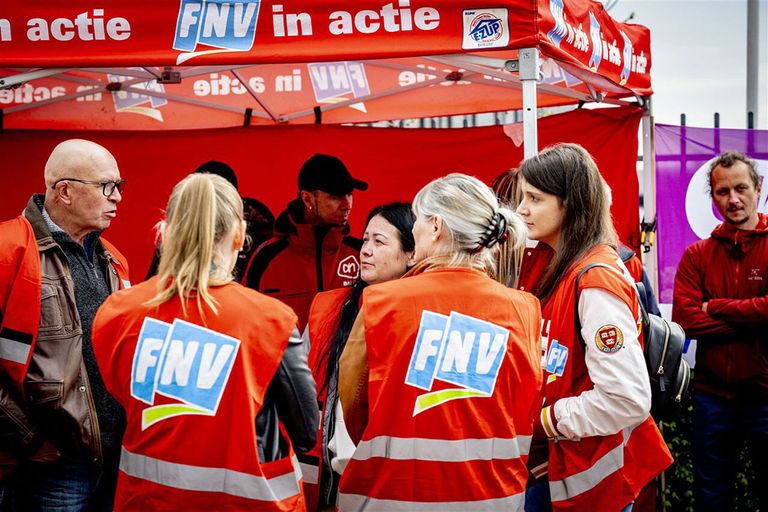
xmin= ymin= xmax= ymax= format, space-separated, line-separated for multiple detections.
xmin=405 ymin=310 xmax=509 ymax=415
xmin=337 ymin=255 xmax=360 ymax=280
xmin=173 ymin=0 xmax=261 ymax=65
xmin=131 ymin=318 xmax=240 ymax=430
xmin=462 ymin=9 xmax=510 ymax=50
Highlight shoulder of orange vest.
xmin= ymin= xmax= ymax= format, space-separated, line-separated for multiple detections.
xmin=99 ymin=237 xmax=130 ymax=286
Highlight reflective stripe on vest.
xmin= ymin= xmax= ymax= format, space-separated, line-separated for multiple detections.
xmin=548 ymin=425 xmax=637 ymax=502
xmin=338 ymin=490 xmax=525 ymax=511
xmin=300 ymin=461 xmax=319 ymax=485
xmin=352 ymin=435 xmax=532 ymax=462
xmin=0 ymin=335 xmax=31 ymax=364
xmin=119 ymin=447 xmax=302 ymax=502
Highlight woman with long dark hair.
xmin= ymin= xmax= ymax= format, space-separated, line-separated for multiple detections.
xmin=301 ymin=202 xmax=416 ymax=511
xmin=516 ymin=143 xmax=672 ymax=512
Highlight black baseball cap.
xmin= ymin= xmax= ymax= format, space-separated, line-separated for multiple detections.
xmin=195 ymin=160 xmax=238 ymax=191
xmin=298 ymin=154 xmax=368 ymax=196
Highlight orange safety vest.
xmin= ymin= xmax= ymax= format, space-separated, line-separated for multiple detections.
xmin=0 ymin=216 xmax=129 ymax=386
xmin=541 ymin=245 xmax=672 ymax=512
xmin=92 ymin=278 xmax=305 ymax=511
xmin=303 ymin=287 xmax=353 ymax=511
xmin=338 ymin=267 xmax=542 ymax=511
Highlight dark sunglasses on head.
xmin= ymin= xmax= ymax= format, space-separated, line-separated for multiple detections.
xmin=52 ymin=178 xmax=126 ymax=197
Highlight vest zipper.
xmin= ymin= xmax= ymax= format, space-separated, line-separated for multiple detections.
xmin=675 ymin=363 xmax=690 ymax=402
xmin=656 ymin=320 xmax=671 ymax=376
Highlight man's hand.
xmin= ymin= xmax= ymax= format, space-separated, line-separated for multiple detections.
xmin=702 ymin=302 xmax=708 ymax=312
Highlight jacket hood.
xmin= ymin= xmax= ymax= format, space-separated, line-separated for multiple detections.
xmin=711 ymin=212 xmax=768 ymax=253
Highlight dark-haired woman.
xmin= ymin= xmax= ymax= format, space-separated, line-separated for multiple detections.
xmin=516 ymin=143 xmax=672 ymax=512
xmin=301 ymin=203 xmax=416 ymax=511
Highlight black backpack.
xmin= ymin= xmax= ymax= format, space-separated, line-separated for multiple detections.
xmin=574 ymin=263 xmax=691 ymax=422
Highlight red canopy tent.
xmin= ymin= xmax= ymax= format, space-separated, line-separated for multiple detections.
xmin=0 ymin=0 xmax=656 ymax=278
xmin=0 ymin=0 xmax=651 ymax=130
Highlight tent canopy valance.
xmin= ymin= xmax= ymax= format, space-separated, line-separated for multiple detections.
xmin=0 ymin=0 xmax=652 ymax=130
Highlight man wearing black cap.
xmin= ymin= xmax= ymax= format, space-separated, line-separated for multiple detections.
xmin=243 ymin=153 xmax=367 ymax=330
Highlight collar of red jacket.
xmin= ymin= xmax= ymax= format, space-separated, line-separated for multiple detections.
xmin=273 ymin=198 xmax=350 ymax=251
xmin=711 ymin=212 xmax=768 ymax=252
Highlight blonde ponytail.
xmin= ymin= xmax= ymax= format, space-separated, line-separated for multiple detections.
xmin=146 ymin=173 xmax=243 ymax=315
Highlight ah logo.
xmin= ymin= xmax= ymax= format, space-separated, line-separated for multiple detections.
xmin=173 ymin=0 xmax=261 ymax=64
xmin=405 ymin=310 xmax=509 ymax=415
xmin=462 ymin=9 xmax=509 ymax=50
xmin=308 ymin=62 xmax=370 ymax=113
xmin=108 ymin=70 xmax=168 ymax=122
xmin=131 ymin=318 xmax=240 ymax=430
xmin=337 ymin=255 xmax=360 ymax=280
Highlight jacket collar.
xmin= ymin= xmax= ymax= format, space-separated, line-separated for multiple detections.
xmin=25 ymin=195 xmax=106 ymax=258
xmin=274 ymin=198 xmax=351 ymax=252
xmin=711 ymin=212 xmax=768 ymax=254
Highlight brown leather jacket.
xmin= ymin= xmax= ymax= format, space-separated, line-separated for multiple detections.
xmin=0 ymin=197 xmax=126 ymax=466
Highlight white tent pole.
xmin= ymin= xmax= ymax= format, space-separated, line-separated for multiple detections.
xmin=641 ymin=96 xmax=659 ymax=294
xmin=0 ymin=68 xmax=71 ymax=89
xmin=519 ymin=48 xmax=539 ymax=158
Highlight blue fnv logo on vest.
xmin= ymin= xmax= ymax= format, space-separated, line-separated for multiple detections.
xmin=173 ymin=0 xmax=261 ymax=64
xmin=131 ymin=318 xmax=240 ymax=430
xmin=405 ymin=310 xmax=508 ymax=415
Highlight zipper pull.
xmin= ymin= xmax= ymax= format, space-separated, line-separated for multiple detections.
xmin=659 ymin=379 xmax=665 ymax=392
xmin=657 ymin=365 xmax=664 ymax=375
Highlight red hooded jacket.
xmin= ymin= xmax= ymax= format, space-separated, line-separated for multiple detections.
xmin=673 ymin=213 xmax=768 ymax=398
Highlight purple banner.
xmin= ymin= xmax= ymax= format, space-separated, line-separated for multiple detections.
xmin=655 ymin=124 xmax=768 ymax=304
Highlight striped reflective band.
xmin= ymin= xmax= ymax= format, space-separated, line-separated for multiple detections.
xmin=352 ymin=435 xmax=532 ymax=462
xmin=119 ymin=447 xmax=301 ymax=502
xmin=549 ymin=424 xmax=637 ymax=502
xmin=338 ymin=490 xmax=525 ymax=511
xmin=0 ymin=327 xmax=32 ymax=364
xmin=299 ymin=461 xmax=319 ymax=485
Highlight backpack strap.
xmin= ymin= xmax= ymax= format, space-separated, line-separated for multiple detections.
xmin=573 ymin=263 xmax=612 ymax=349
xmin=573 ymin=263 xmax=646 ymax=348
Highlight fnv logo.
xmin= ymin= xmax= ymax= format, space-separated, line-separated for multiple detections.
xmin=308 ymin=62 xmax=370 ymax=113
xmin=405 ymin=310 xmax=508 ymax=415
xmin=462 ymin=9 xmax=509 ymax=50
xmin=131 ymin=318 xmax=240 ymax=430
xmin=173 ymin=0 xmax=261 ymax=64
xmin=108 ymin=70 xmax=168 ymax=122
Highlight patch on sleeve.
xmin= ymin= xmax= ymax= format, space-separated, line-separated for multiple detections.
xmin=595 ymin=325 xmax=624 ymax=354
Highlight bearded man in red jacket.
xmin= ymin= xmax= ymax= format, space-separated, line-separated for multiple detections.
xmin=673 ymin=151 xmax=768 ymax=512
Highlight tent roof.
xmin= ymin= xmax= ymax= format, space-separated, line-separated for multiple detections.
xmin=0 ymin=0 xmax=651 ymax=129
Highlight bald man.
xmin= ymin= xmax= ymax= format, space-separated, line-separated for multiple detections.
xmin=0 ymin=139 xmax=130 ymax=511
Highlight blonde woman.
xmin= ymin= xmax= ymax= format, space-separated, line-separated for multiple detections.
xmin=337 ymin=173 xmax=542 ymax=511
xmin=92 ymin=174 xmax=318 ymax=511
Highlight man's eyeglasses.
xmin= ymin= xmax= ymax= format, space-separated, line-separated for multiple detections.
xmin=52 ymin=178 xmax=126 ymax=197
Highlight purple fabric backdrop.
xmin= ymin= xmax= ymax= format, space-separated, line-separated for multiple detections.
xmin=655 ymin=123 xmax=768 ymax=304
